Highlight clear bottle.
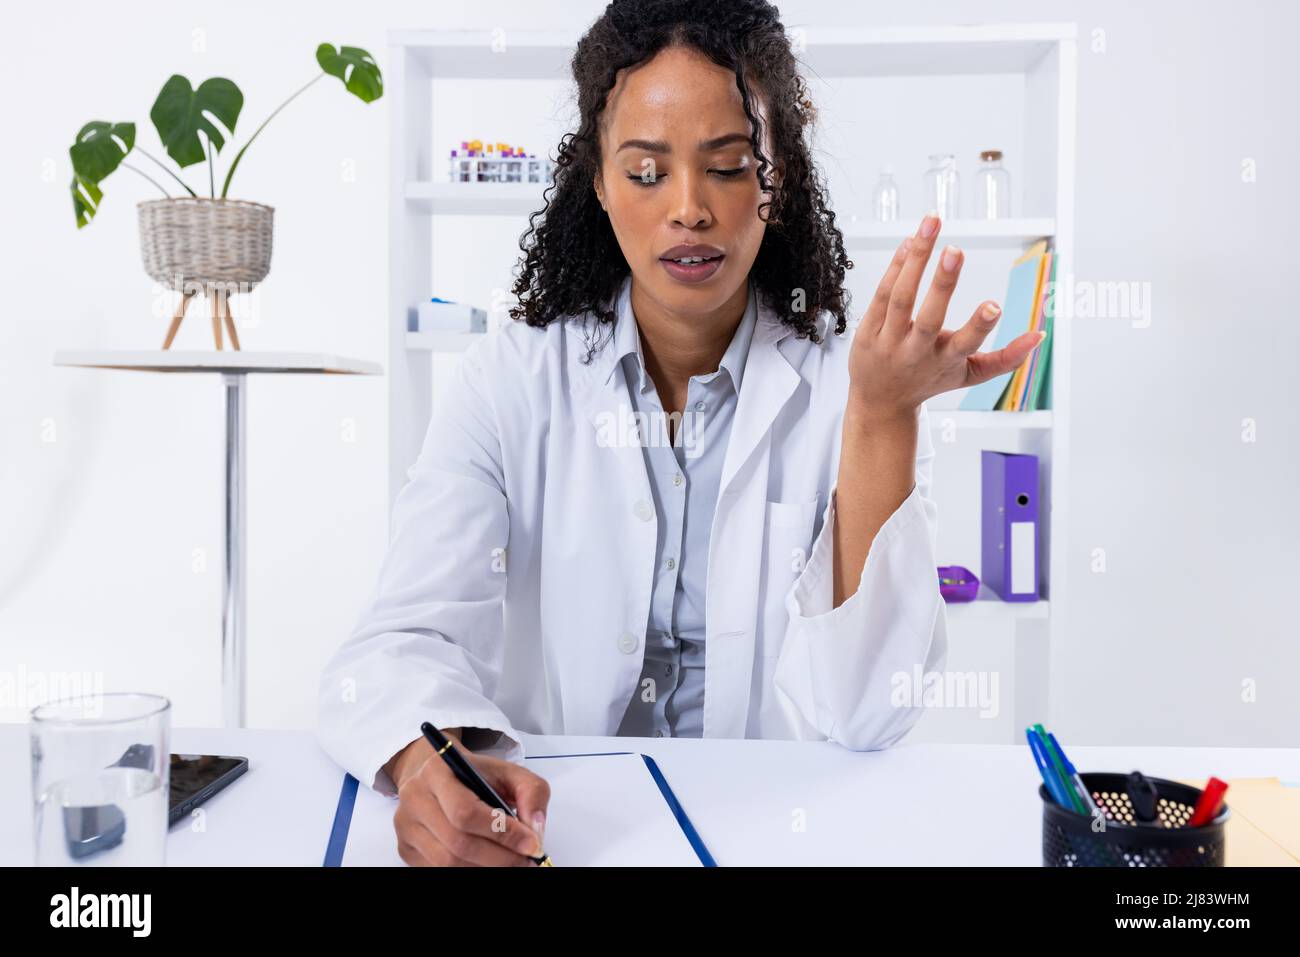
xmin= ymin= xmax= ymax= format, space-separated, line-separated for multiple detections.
xmin=922 ymin=153 xmax=960 ymax=219
xmin=872 ymin=166 xmax=900 ymax=223
xmin=975 ymin=150 xmax=1011 ymax=219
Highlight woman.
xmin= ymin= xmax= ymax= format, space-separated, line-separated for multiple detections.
xmin=319 ymin=0 xmax=1043 ymax=867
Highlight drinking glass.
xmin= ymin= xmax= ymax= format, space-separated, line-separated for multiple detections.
xmin=31 ymin=693 xmax=171 ymax=866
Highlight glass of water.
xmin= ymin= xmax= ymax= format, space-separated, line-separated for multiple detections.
xmin=31 ymin=693 xmax=171 ymax=866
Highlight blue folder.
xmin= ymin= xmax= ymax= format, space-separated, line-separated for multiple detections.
xmin=323 ymin=751 xmax=715 ymax=867
xmin=960 ymin=241 xmax=1048 ymax=411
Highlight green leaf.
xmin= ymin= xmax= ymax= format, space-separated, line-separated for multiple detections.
xmin=150 ymin=75 xmax=243 ymax=168
xmin=70 ymin=174 xmax=103 ymax=229
xmin=68 ymin=121 xmax=134 ymax=227
xmin=69 ymin=121 xmax=136 ymax=183
xmin=315 ymin=44 xmax=383 ymax=103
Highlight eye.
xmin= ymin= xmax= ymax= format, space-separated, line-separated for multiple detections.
xmin=623 ymin=168 xmax=747 ymax=188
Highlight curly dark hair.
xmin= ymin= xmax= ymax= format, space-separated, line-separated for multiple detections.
xmin=508 ymin=0 xmax=854 ymax=353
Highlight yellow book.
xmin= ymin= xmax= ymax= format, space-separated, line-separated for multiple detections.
xmin=995 ymin=243 xmax=1049 ymax=411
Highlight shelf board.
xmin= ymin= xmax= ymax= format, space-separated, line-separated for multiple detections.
xmin=844 ymin=218 xmax=1055 ymax=249
xmin=927 ymin=410 xmax=1052 ymax=430
xmin=408 ymin=182 xmax=1058 ymax=249
xmin=406 ymin=181 xmax=545 ymax=215
xmin=790 ymin=25 xmax=1074 ymax=77
xmin=394 ymin=29 xmax=579 ymax=80
xmin=53 ymin=350 xmax=383 ymax=376
xmin=392 ymin=24 xmax=1076 ymax=79
xmin=945 ymin=586 xmax=1049 ymax=620
xmin=405 ymin=331 xmax=485 ymax=352
xmin=402 ymin=335 xmax=1052 ymax=429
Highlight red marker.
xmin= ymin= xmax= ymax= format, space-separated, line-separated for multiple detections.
xmin=1187 ymin=776 xmax=1229 ymax=827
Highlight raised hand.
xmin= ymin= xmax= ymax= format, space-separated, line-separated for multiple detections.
xmin=846 ymin=214 xmax=1045 ymax=417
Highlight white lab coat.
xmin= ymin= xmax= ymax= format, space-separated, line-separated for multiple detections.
xmin=318 ymin=284 xmax=947 ymax=794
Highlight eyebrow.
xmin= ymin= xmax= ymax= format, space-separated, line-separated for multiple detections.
xmin=615 ymin=132 xmax=751 ymax=154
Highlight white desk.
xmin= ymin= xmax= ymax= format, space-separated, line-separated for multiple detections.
xmin=2 ymin=725 xmax=1296 ymax=866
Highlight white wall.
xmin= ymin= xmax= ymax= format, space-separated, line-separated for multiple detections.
xmin=2 ymin=1 xmax=1296 ymax=746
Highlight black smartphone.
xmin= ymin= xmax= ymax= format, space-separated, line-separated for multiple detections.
xmin=168 ymin=753 xmax=249 ymax=826
xmin=109 ymin=745 xmax=250 ymax=825
xmin=64 ymin=750 xmax=250 ymax=858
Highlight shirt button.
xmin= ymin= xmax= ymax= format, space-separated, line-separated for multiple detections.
xmin=673 ymin=472 xmax=683 ymax=487
xmin=665 ymin=557 xmax=676 ymax=570
xmin=617 ymin=631 xmax=639 ymax=654
xmin=694 ymin=400 xmax=706 ymax=412
xmin=664 ymin=665 xmax=672 ymax=677
xmin=654 ymin=730 xmax=664 ymax=738
xmin=632 ymin=499 xmax=654 ymax=522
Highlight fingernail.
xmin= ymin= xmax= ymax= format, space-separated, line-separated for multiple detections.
xmin=532 ymin=811 xmax=546 ymax=843
xmin=941 ymin=245 xmax=961 ymax=272
xmin=901 ymin=236 xmax=913 ymax=253
xmin=921 ymin=214 xmax=940 ymax=238
xmin=983 ymin=303 xmax=1001 ymax=321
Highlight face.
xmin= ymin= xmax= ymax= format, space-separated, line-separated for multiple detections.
xmin=593 ymin=45 xmax=776 ymax=321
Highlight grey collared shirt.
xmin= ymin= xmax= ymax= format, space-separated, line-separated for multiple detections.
xmin=614 ymin=283 xmax=758 ymax=739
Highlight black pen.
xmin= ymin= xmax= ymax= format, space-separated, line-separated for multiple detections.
xmin=419 ymin=722 xmax=553 ymax=867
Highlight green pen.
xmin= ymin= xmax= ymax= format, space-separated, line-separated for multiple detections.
xmin=1034 ymin=723 xmax=1085 ymax=814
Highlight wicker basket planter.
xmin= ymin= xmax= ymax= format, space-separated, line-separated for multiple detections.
xmin=139 ymin=198 xmax=274 ymax=350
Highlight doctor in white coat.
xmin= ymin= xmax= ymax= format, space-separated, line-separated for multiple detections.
xmin=319 ymin=2 xmax=1045 ymax=867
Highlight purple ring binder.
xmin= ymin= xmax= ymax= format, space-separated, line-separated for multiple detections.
xmin=981 ymin=451 xmax=1040 ymax=602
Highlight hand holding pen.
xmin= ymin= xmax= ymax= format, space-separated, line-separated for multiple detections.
xmin=385 ymin=723 xmax=552 ymax=866
xmin=420 ymin=723 xmax=553 ymax=866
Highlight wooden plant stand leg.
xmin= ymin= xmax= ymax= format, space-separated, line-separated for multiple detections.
xmin=209 ymin=289 xmax=224 ymax=350
xmin=161 ymin=290 xmax=195 ymax=350
xmin=222 ymin=295 xmax=242 ymax=351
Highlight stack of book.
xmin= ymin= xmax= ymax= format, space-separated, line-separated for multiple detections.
xmin=959 ymin=240 xmax=1055 ymax=412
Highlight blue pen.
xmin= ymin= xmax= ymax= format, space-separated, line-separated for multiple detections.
xmin=1048 ymin=732 xmax=1100 ymax=816
xmin=1026 ymin=728 xmax=1071 ymax=807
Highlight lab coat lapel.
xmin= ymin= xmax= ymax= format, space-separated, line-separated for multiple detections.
xmin=569 ymin=313 xmax=659 ymax=733
xmin=704 ymin=298 xmax=802 ymax=739
xmin=718 ymin=298 xmax=802 ymax=500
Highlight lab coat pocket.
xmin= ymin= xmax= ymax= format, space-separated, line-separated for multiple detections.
xmin=758 ymin=497 xmax=819 ymax=660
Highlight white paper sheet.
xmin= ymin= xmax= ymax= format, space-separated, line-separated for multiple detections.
xmin=340 ymin=751 xmax=705 ymax=867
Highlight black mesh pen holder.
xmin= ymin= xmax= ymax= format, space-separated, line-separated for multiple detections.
xmin=1040 ymin=772 xmax=1227 ymax=867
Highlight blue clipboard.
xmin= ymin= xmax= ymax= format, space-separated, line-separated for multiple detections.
xmin=323 ymin=751 xmax=715 ymax=867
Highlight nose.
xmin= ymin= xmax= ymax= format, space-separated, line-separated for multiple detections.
xmin=668 ymin=170 xmax=712 ymax=230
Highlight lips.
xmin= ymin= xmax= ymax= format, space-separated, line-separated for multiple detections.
xmin=658 ymin=244 xmax=725 ymax=284
xmin=659 ymin=243 xmax=725 ymax=263
xmin=660 ymin=254 xmax=724 ymax=284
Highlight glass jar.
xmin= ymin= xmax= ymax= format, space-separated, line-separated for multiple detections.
xmin=975 ymin=150 xmax=1012 ymax=219
xmin=872 ymin=166 xmax=900 ymax=223
xmin=923 ymin=154 xmax=960 ymax=219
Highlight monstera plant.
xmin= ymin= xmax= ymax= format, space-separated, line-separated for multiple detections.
xmin=67 ymin=44 xmax=382 ymax=350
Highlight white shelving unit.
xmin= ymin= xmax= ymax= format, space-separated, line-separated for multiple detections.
xmin=387 ymin=24 xmax=1076 ymax=743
